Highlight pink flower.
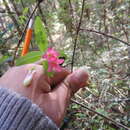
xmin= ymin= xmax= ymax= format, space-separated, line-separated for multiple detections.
xmin=42 ymin=48 xmax=64 ymax=72
xmin=43 ymin=48 xmax=59 ymax=60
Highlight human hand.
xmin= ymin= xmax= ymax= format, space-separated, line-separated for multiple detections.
xmin=0 ymin=62 xmax=89 ymax=126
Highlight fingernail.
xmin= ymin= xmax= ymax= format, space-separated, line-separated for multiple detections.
xmin=23 ymin=69 xmax=36 ymax=87
xmin=75 ymin=67 xmax=88 ymax=79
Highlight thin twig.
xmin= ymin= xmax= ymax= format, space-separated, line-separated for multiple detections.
xmin=71 ymin=99 xmax=130 ymax=130
xmin=127 ymin=47 xmax=130 ymax=124
xmin=3 ymin=0 xmax=22 ymax=35
xmin=71 ymin=0 xmax=85 ymax=72
xmin=12 ymin=1 xmax=42 ymax=65
xmin=80 ymin=28 xmax=130 ymax=46
xmin=91 ymin=98 xmax=130 ymax=103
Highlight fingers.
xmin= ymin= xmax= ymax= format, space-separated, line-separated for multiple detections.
xmin=52 ymin=67 xmax=89 ymax=96
xmin=28 ymin=64 xmax=51 ymax=93
xmin=43 ymin=67 xmax=89 ymax=126
xmin=37 ymin=67 xmax=89 ymax=126
xmin=52 ymin=67 xmax=89 ymax=108
xmin=16 ymin=64 xmax=51 ymax=93
xmin=23 ymin=61 xmax=69 ymax=93
xmin=49 ymin=68 xmax=70 ymax=88
xmin=34 ymin=59 xmax=70 ymax=88
xmin=34 ymin=60 xmax=89 ymax=93
xmin=63 ymin=67 xmax=89 ymax=94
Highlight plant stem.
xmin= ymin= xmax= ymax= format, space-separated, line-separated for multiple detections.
xmin=80 ymin=28 xmax=130 ymax=46
xmin=71 ymin=0 xmax=85 ymax=72
xmin=71 ymin=99 xmax=130 ymax=130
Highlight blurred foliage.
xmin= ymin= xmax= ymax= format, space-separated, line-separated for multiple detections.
xmin=15 ymin=51 xmax=41 ymax=65
xmin=0 ymin=0 xmax=130 ymax=129
xmin=34 ymin=16 xmax=48 ymax=52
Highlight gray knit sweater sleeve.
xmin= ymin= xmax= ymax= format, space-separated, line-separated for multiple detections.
xmin=0 ymin=87 xmax=59 ymax=130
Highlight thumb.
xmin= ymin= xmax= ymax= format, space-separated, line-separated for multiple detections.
xmin=64 ymin=67 xmax=89 ymax=94
xmin=52 ymin=67 xmax=89 ymax=96
xmin=46 ymin=67 xmax=89 ymax=126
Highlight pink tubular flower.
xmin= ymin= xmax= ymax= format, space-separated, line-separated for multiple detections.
xmin=43 ymin=48 xmax=59 ymax=60
xmin=42 ymin=48 xmax=64 ymax=72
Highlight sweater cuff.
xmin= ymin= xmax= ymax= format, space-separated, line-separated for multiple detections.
xmin=0 ymin=87 xmax=59 ymax=130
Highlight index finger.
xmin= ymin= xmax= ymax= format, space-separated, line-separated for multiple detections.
xmin=34 ymin=59 xmax=70 ymax=88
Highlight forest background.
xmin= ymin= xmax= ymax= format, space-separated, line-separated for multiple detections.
xmin=0 ymin=0 xmax=130 ymax=129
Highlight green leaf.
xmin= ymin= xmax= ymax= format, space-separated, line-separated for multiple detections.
xmin=16 ymin=51 xmax=42 ymax=66
xmin=42 ymin=60 xmax=48 ymax=71
xmin=34 ymin=16 xmax=48 ymax=52
xmin=42 ymin=60 xmax=54 ymax=77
